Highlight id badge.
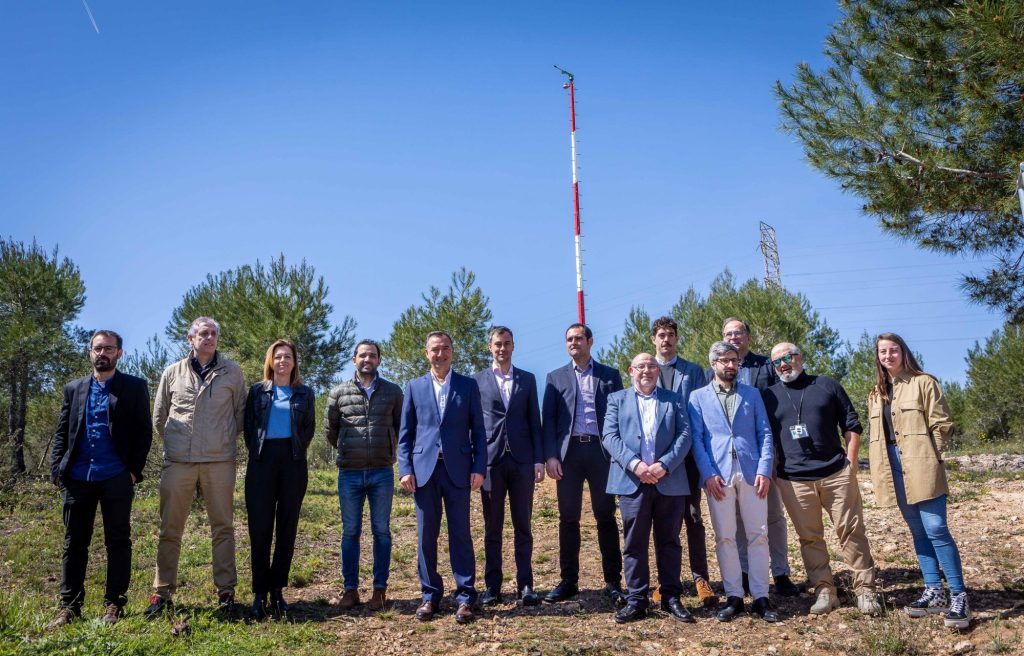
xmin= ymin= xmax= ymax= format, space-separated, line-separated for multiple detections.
xmin=789 ymin=423 xmax=809 ymax=440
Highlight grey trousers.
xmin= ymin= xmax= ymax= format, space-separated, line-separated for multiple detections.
xmin=736 ymin=479 xmax=790 ymax=576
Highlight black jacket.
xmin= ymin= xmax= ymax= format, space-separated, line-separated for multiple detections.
xmin=51 ymin=370 xmax=153 ymax=484
xmin=243 ymin=381 xmax=316 ymax=460
xmin=325 ymin=376 xmax=403 ymax=470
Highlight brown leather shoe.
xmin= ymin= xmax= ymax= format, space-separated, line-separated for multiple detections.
xmin=369 ymin=588 xmax=387 ymax=610
xmin=696 ymin=578 xmax=718 ymax=608
xmin=339 ymin=588 xmax=360 ymax=610
xmin=416 ymin=599 xmax=439 ymax=621
xmin=101 ymin=603 xmax=124 ymax=625
xmin=46 ymin=607 xmax=80 ymax=631
xmin=454 ymin=602 xmax=475 ymax=624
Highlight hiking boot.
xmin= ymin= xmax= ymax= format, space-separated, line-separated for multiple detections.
xmin=46 ymin=607 xmax=80 ymax=630
xmin=101 ymin=603 xmax=124 ymax=625
xmin=369 ymin=588 xmax=387 ymax=611
xmin=856 ymin=592 xmax=883 ymax=617
xmin=695 ymin=578 xmax=718 ymax=608
xmin=809 ymin=587 xmax=838 ymax=615
xmin=144 ymin=594 xmax=173 ymax=619
xmin=905 ymin=586 xmax=947 ymax=617
xmin=339 ymin=588 xmax=360 ymax=610
xmin=217 ymin=591 xmax=236 ymax=617
xmin=944 ymin=592 xmax=970 ymax=629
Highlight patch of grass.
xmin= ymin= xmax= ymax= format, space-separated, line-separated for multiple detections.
xmin=986 ymin=620 xmax=1021 ymax=654
xmin=854 ymin=613 xmax=922 ymax=656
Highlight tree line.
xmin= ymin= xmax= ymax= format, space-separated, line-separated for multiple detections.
xmin=2 ymin=238 xmax=1021 ymax=478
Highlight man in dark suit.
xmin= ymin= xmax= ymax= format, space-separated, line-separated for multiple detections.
xmin=650 ymin=316 xmax=718 ymax=608
xmin=48 ymin=330 xmax=153 ymax=628
xmin=398 ymin=331 xmax=487 ymax=624
xmin=542 ymin=323 xmax=624 ymax=604
xmin=603 ymin=352 xmax=694 ymax=624
xmin=474 ymin=326 xmax=544 ymax=607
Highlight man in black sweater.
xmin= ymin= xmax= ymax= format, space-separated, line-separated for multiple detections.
xmin=762 ymin=342 xmax=881 ymax=617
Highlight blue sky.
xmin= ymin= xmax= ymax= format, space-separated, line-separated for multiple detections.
xmin=0 ymin=1 xmax=1002 ymax=384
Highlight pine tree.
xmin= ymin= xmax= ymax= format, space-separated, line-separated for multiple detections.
xmin=776 ymin=0 xmax=1024 ymax=320
xmin=964 ymin=323 xmax=1024 ymax=443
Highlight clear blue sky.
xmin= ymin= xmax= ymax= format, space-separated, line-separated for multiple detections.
xmin=0 ymin=1 xmax=1002 ymax=384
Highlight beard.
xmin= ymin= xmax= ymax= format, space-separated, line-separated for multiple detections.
xmin=717 ymin=369 xmax=737 ymax=382
xmin=779 ymin=369 xmax=800 ymax=383
xmin=93 ymin=357 xmax=114 ymax=372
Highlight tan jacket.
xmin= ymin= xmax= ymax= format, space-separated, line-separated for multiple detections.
xmin=867 ymin=372 xmax=954 ymax=507
xmin=153 ymin=353 xmax=247 ymax=463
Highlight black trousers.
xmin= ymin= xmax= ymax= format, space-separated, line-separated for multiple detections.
xmin=620 ymin=484 xmax=685 ymax=608
xmin=555 ymin=437 xmax=622 ymax=585
xmin=245 ymin=441 xmax=308 ymax=595
xmin=480 ymin=454 xmax=535 ymax=591
xmin=681 ymin=453 xmax=710 ymax=582
xmin=60 ymin=470 xmax=135 ymax=609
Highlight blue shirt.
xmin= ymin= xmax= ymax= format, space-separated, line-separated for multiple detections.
xmin=356 ymin=375 xmax=377 ymax=400
xmin=266 ymin=386 xmax=293 ymax=439
xmin=69 ymin=378 xmax=127 ymax=481
xmin=571 ymin=360 xmax=599 ymax=436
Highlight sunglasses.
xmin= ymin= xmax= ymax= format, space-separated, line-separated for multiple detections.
xmin=771 ymin=353 xmax=798 ymax=367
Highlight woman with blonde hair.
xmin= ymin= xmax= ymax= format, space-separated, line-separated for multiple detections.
xmin=867 ymin=332 xmax=968 ymax=629
xmin=243 ymin=339 xmax=315 ymax=618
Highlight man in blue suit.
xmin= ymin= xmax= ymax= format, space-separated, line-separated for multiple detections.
xmin=473 ymin=326 xmax=544 ymax=607
xmin=603 ymin=353 xmax=694 ymax=624
xmin=689 ymin=341 xmax=779 ymax=623
xmin=650 ymin=316 xmax=717 ymax=608
xmin=398 ymin=331 xmax=487 ymax=624
xmin=542 ymin=323 xmax=625 ymax=604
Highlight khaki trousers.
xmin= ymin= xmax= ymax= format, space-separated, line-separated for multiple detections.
xmin=153 ymin=461 xmax=237 ymax=599
xmin=776 ymin=462 xmax=876 ymax=595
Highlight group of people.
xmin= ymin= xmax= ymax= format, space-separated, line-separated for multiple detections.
xmin=47 ymin=314 xmax=970 ymax=632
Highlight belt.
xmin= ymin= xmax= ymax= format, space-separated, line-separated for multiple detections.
xmin=572 ymin=434 xmax=599 ymax=443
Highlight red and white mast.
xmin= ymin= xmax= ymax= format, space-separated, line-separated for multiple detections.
xmin=556 ymin=66 xmax=586 ymax=324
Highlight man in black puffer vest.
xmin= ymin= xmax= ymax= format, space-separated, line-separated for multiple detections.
xmin=326 ymin=339 xmax=403 ymax=611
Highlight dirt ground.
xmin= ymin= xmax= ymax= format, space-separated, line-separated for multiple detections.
xmin=284 ymin=468 xmax=1024 ymax=656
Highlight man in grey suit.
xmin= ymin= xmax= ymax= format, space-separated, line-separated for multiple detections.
xmin=603 ymin=353 xmax=694 ymax=624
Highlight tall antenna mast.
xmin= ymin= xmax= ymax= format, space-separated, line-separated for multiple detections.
xmin=555 ymin=65 xmax=586 ymax=324
xmin=759 ymin=221 xmax=783 ymax=289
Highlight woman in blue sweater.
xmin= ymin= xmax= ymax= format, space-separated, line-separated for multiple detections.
xmin=243 ymin=339 xmax=315 ymax=618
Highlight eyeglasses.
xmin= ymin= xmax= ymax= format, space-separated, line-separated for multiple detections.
xmin=771 ymin=353 xmax=798 ymax=367
xmin=715 ymin=358 xmax=740 ymax=367
xmin=91 ymin=346 xmax=118 ymax=355
xmin=631 ymin=364 xmax=659 ymax=371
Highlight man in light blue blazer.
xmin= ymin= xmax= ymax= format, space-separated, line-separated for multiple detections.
xmin=689 ymin=341 xmax=779 ymax=623
xmin=397 ymin=331 xmax=487 ymax=624
xmin=603 ymin=353 xmax=694 ymax=624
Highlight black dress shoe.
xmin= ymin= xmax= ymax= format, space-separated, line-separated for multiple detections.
xmin=614 ymin=604 xmax=648 ymax=624
xmin=250 ymin=594 xmax=268 ymax=620
xmin=773 ymin=574 xmax=800 ymax=597
xmin=269 ymin=589 xmax=290 ymax=614
xmin=518 ymin=586 xmax=540 ymax=607
xmin=543 ymin=581 xmax=579 ymax=603
xmin=603 ymin=582 xmax=627 ymax=609
xmin=751 ymin=596 xmax=780 ymax=622
xmin=661 ymin=597 xmax=696 ymax=623
xmin=716 ymin=596 xmax=745 ymax=622
xmin=480 ymin=589 xmax=502 ymax=606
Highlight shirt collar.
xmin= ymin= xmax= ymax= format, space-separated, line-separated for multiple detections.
xmin=432 ymin=369 xmax=452 ymax=385
xmin=634 ymin=385 xmax=657 ymax=400
xmin=573 ymin=359 xmax=593 ymax=374
xmin=492 ymin=364 xmax=513 ymax=379
xmin=714 ymin=381 xmax=736 ymax=394
xmin=655 ymin=355 xmax=677 ymax=366
xmin=355 ymin=374 xmax=378 ymax=389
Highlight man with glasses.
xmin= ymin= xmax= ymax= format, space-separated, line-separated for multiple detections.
xmin=690 ymin=341 xmax=777 ymax=622
xmin=48 ymin=330 xmax=152 ymax=628
xmin=148 ymin=317 xmax=247 ymax=617
xmin=762 ymin=343 xmax=882 ymax=616
xmin=707 ymin=318 xmax=797 ymax=597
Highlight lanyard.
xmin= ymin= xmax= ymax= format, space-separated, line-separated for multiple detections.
xmin=782 ymin=384 xmax=806 ymax=424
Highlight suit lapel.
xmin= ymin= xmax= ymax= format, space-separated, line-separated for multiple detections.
xmin=74 ymin=376 xmax=91 ymax=434
xmin=509 ymin=367 xmax=522 ymax=407
xmin=440 ymin=373 xmax=457 ymax=425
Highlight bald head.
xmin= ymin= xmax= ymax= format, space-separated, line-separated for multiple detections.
xmin=629 ymin=352 xmax=659 ymax=394
xmin=771 ymin=342 xmax=803 ymax=383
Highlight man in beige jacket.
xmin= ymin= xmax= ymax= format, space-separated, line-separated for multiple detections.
xmin=146 ymin=317 xmax=246 ymax=617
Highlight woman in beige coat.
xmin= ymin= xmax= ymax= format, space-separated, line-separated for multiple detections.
xmin=867 ymin=332 xmax=969 ymax=629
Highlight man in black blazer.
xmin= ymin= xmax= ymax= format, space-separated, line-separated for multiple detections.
xmin=48 ymin=330 xmax=153 ymax=628
xmin=542 ymin=323 xmax=624 ymax=604
xmin=473 ymin=326 xmax=544 ymax=607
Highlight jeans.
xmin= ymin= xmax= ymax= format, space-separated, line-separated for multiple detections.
xmin=887 ymin=444 xmax=965 ymax=594
xmin=338 ymin=467 xmax=394 ymax=590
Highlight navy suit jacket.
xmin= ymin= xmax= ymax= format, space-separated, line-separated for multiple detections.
xmin=542 ymin=360 xmax=624 ymax=461
xmin=51 ymin=370 xmax=153 ymax=484
xmin=657 ymin=356 xmax=706 ymax=406
xmin=473 ymin=367 xmax=543 ymax=468
xmin=602 ymin=387 xmax=692 ymax=497
xmin=397 ymin=371 xmax=487 ymax=488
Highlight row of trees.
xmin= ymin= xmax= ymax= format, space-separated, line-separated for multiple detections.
xmin=2 ymin=236 xmax=1022 ymax=478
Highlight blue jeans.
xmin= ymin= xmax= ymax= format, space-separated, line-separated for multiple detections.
xmin=338 ymin=467 xmax=394 ymax=590
xmin=887 ymin=444 xmax=965 ymax=593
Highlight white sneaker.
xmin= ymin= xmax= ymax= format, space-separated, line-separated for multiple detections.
xmin=856 ymin=592 xmax=882 ymax=616
xmin=809 ymin=587 xmax=838 ymax=615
